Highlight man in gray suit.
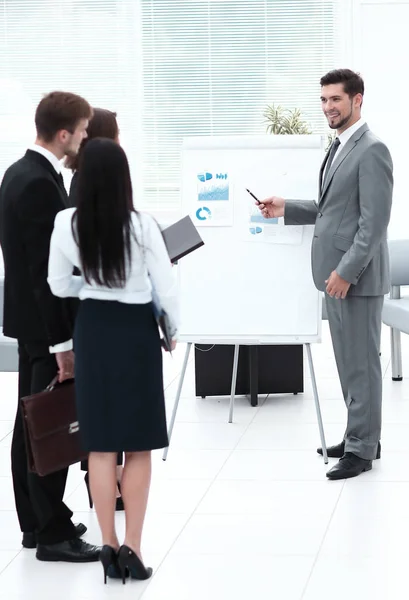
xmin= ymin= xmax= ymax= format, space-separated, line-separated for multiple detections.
xmin=259 ymin=69 xmax=393 ymax=480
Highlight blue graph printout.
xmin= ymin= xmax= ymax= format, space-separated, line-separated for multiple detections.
xmin=197 ymin=171 xmax=229 ymax=201
xmin=193 ymin=171 xmax=233 ymax=227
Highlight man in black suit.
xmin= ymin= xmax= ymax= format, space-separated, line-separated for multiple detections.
xmin=0 ymin=92 xmax=99 ymax=562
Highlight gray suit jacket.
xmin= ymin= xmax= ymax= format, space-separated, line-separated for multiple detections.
xmin=284 ymin=124 xmax=393 ymax=296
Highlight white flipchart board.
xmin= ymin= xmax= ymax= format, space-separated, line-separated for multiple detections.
xmin=178 ymin=135 xmax=324 ymax=345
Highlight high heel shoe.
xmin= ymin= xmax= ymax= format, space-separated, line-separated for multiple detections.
xmin=100 ymin=545 xmax=123 ymax=584
xmin=115 ymin=483 xmax=125 ymax=512
xmin=117 ymin=545 xmax=153 ymax=584
xmin=84 ymin=473 xmax=124 ymax=511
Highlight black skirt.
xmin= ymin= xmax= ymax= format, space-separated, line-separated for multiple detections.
xmin=74 ymin=299 xmax=168 ymax=452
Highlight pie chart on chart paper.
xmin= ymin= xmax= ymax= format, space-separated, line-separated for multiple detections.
xmin=196 ymin=207 xmax=212 ymax=221
xmin=249 ymin=226 xmax=262 ymax=235
xmin=197 ymin=172 xmax=213 ymax=182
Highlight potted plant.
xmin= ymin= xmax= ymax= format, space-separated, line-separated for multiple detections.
xmin=263 ymin=103 xmax=334 ymax=149
xmin=263 ymin=104 xmax=312 ymax=135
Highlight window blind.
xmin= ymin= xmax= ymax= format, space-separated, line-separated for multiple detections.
xmin=141 ymin=0 xmax=341 ymax=209
xmin=0 ymin=0 xmax=141 ymax=191
xmin=0 ymin=1 xmax=341 ymax=215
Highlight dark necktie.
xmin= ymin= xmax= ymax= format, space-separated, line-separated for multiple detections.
xmin=56 ymin=172 xmax=68 ymax=206
xmin=322 ymin=137 xmax=341 ymax=188
xmin=57 ymin=172 xmax=65 ymax=189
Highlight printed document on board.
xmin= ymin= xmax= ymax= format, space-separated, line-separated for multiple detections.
xmin=192 ymin=170 xmax=233 ymax=227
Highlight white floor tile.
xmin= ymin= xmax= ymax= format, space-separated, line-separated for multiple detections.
xmin=171 ymin=513 xmax=328 ymax=556
xmin=236 ymin=422 xmax=345 ymax=451
xmin=164 ymin=366 xmax=196 ymax=398
xmin=0 ymin=550 xmax=152 ymax=599
xmin=254 ymin=393 xmax=347 ymax=424
xmin=304 ymin=356 xmax=340 ymax=379
xmin=0 ymin=422 xmax=13 ymax=443
xmin=165 ymin=393 xmax=262 ymax=425
xmin=0 ymin=477 xmax=17 ymax=511
xmin=0 ymin=550 xmax=20 ymax=574
xmin=0 ymin=324 xmax=407 ymax=598
xmin=142 ymin=553 xmax=314 ymax=600
xmin=0 ymin=434 xmax=11 ymax=449
xmin=351 ymin=451 xmax=409 ymax=481
xmin=147 ymin=478 xmax=212 ymax=515
xmin=71 ymin=509 xmax=189 ymax=564
xmin=168 ymin=421 xmax=247 ymax=450
xmin=379 ymin=423 xmax=409 ymax=451
xmin=320 ymin=505 xmax=409 ymax=558
xmin=196 ymin=479 xmax=343 ymax=518
xmin=152 ymin=448 xmax=231 ymax=480
xmin=382 ymin=377 xmax=409 ymax=401
xmin=0 ymin=374 xmax=18 ymax=422
xmin=0 ymin=449 xmax=11 ymax=477
xmin=218 ymin=449 xmax=333 ymax=481
xmin=304 ymin=376 xmax=343 ymax=400
xmin=303 ymin=556 xmax=406 ymax=600
xmin=0 ymin=512 xmax=23 ymax=550
xmin=334 ymin=481 xmax=409 ymax=518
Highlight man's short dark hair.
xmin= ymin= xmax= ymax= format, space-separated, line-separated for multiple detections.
xmin=320 ymin=69 xmax=364 ymax=99
xmin=35 ymin=91 xmax=93 ymax=142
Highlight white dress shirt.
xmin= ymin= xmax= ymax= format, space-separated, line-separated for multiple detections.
xmin=29 ymin=144 xmax=72 ymax=354
xmin=323 ymin=117 xmax=367 ymax=182
xmin=48 ymin=208 xmax=179 ymax=334
xmin=29 ymin=144 xmax=62 ymax=174
xmin=333 ymin=117 xmax=366 ymax=163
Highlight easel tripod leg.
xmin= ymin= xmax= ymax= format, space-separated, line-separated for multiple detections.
xmin=305 ymin=343 xmax=328 ymax=464
xmin=162 ymin=343 xmax=192 ymax=461
xmin=228 ymin=344 xmax=240 ymax=424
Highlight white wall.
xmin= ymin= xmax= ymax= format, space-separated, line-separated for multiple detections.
xmin=352 ymin=0 xmax=409 ymax=239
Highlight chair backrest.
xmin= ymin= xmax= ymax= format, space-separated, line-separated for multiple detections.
xmin=389 ymin=240 xmax=409 ymax=286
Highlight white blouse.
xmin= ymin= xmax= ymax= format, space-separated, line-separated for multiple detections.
xmin=48 ymin=208 xmax=179 ymax=333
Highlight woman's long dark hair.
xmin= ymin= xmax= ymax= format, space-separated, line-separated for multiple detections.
xmin=72 ymin=138 xmax=135 ymax=288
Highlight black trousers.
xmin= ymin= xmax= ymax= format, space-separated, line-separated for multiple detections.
xmin=11 ymin=342 xmax=77 ymax=545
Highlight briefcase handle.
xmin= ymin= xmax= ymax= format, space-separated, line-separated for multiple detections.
xmin=46 ymin=376 xmax=74 ymax=392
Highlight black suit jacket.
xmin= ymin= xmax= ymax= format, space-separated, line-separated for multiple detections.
xmin=68 ymin=171 xmax=78 ymax=208
xmin=0 ymin=150 xmax=75 ymax=346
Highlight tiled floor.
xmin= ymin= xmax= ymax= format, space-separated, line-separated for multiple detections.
xmin=0 ymin=323 xmax=408 ymax=599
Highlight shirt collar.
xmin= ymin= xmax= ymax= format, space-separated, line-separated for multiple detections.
xmin=29 ymin=144 xmax=62 ymax=174
xmin=338 ymin=117 xmax=366 ymax=147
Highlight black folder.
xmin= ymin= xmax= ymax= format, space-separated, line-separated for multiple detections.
xmin=161 ymin=215 xmax=204 ymax=264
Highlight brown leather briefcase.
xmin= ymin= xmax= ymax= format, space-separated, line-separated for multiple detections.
xmin=21 ymin=377 xmax=88 ymax=476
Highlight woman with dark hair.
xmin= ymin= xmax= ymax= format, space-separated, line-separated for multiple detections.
xmin=66 ymin=107 xmax=119 ymax=207
xmin=48 ymin=139 xmax=178 ymax=583
xmin=66 ymin=107 xmax=124 ymax=511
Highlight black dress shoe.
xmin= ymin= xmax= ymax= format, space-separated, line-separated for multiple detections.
xmin=317 ymin=441 xmax=381 ymax=460
xmin=21 ymin=532 xmax=38 ymax=549
xmin=74 ymin=522 xmax=87 ymax=538
xmin=22 ymin=523 xmax=87 ymax=549
xmin=36 ymin=538 xmax=100 ymax=562
xmin=326 ymin=452 xmax=372 ymax=480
